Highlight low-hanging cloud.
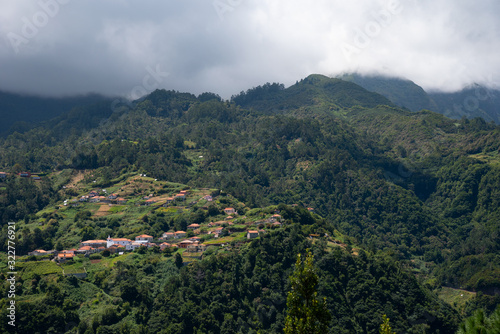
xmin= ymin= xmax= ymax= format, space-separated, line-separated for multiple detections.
xmin=0 ymin=0 xmax=499 ymax=99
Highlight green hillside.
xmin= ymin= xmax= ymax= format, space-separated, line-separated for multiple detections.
xmin=0 ymin=75 xmax=499 ymax=333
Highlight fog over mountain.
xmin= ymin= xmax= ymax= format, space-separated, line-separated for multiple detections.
xmin=0 ymin=0 xmax=499 ymax=99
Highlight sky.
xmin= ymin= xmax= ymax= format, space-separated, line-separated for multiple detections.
xmin=0 ymin=0 xmax=499 ymax=99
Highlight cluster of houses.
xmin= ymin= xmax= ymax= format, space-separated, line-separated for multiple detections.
xmin=28 ymin=223 xmax=272 ymax=262
xmin=78 ymin=191 xmax=128 ymax=204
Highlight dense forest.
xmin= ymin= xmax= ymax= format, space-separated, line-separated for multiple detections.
xmin=0 ymin=75 xmax=499 ymax=333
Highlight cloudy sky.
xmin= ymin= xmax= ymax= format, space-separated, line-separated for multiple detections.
xmin=1 ymin=0 xmax=499 ymax=99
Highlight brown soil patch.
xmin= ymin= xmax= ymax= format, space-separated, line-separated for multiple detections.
xmin=90 ymin=259 xmax=101 ymax=264
xmin=67 ymin=170 xmax=88 ymax=188
xmin=94 ymin=204 xmax=111 ymax=217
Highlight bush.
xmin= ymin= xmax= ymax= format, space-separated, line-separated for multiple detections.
xmin=89 ymin=253 xmax=102 ymax=260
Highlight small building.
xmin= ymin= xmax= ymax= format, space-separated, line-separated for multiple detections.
xmin=117 ymin=198 xmax=127 ymax=204
xmin=76 ymin=246 xmax=96 ymax=255
xmin=174 ymin=231 xmax=186 ymax=239
xmin=187 ymin=224 xmax=200 ymax=230
xmin=163 ymin=197 xmax=174 ymax=206
xmin=159 ymin=242 xmax=171 ymax=250
xmin=307 ymin=207 xmax=315 ymax=213
xmin=108 ymin=194 xmax=118 ymax=200
xmin=0 ymin=172 xmax=7 ymax=179
xmin=81 ymin=240 xmax=107 ymax=248
xmin=57 ymin=250 xmax=75 ymax=262
xmin=19 ymin=172 xmax=31 ymax=178
xmin=175 ymin=193 xmax=186 ymax=201
xmin=89 ymin=197 xmax=100 ymax=203
xmin=224 ymin=208 xmax=236 ymax=215
xmin=127 ymin=242 xmax=144 ymax=251
xmin=144 ymin=199 xmax=156 ymax=206
xmin=179 ymin=240 xmax=195 ymax=248
xmin=247 ymin=230 xmax=259 ymax=239
xmin=107 ymin=236 xmax=132 ymax=248
xmin=135 ymin=234 xmax=153 ymax=243
xmin=203 ymin=195 xmax=213 ymax=201
xmin=28 ymin=249 xmax=49 ymax=256
xmin=162 ymin=232 xmax=175 ymax=239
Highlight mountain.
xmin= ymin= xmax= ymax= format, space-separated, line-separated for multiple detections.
xmin=231 ymin=74 xmax=395 ymax=116
xmin=0 ymin=91 xmax=112 ymax=136
xmin=338 ymin=73 xmax=500 ymax=124
xmin=429 ymin=84 xmax=500 ymax=124
xmin=337 ymin=73 xmax=437 ymax=112
xmin=0 ymin=75 xmax=499 ymax=333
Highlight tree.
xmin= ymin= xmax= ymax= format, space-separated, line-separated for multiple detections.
xmin=457 ymin=307 xmax=500 ymax=334
xmin=284 ymin=249 xmax=331 ymax=334
xmin=175 ymin=252 xmax=183 ymax=269
xmin=379 ymin=314 xmax=396 ymax=334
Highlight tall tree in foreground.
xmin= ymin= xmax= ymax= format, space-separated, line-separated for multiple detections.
xmin=380 ymin=314 xmax=396 ymax=334
xmin=457 ymin=306 xmax=500 ymax=334
xmin=284 ymin=249 xmax=331 ymax=334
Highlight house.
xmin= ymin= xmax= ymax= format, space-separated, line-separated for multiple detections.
xmin=117 ymin=198 xmax=127 ymax=204
xmin=19 ymin=172 xmax=31 ymax=178
xmin=144 ymin=199 xmax=156 ymax=206
xmin=179 ymin=240 xmax=195 ymax=248
xmin=174 ymin=231 xmax=186 ymax=239
xmin=89 ymin=197 xmax=100 ymax=203
xmin=225 ymin=216 xmax=233 ymax=221
xmin=203 ymin=195 xmax=213 ymax=202
xmin=76 ymin=246 xmax=96 ymax=255
xmin=135 ymin=234 xmax=153 ymax=243
xmin=81 ymin=240 xmax=107 ymax=248
xmin=272 ymin=222 xmax=282 ymax=227
xmin=108 ymin=193 xmax=118 ymax=200
xmin=0 ymin=172 xmax=7 ymax=179
xmin=28 ymin=249 xmax=49 ymax=256
xmin=247 ymin=230 xmax=259 ymax=239
xmin=57 ymin=250 xmax=75 ymax=262
xmin=127 ymin=242 xmax=144 ymax=251
xmin=271 ymin=214 xmax=281 ymax=221
xmin=79 ymin=196 xmax=89 ymax=202
xmin=162 ymin=232 xmax=175 ymax=239
xmin=187 ymin=243 xmax=207 ymax=253
xmin=32 ymin=175 xmax=41 ymax=181
xmin=175 ymin=193 xmax=186 ymax=201
xmin=98 ymin=196 xmax=109 ymax=203
xmin=163 ymin=197 xmax=174 ymax=206
xmin=224 ymin=208 xmax=236 ymax=215
xmin=187 ymin=223 xmax=200 ymax=230
xmin=88 ymin=191 xmax=98 ymax=197
xmin=307 ymin=207 xmax=315 ymax=213
xmin=159 ymin=242 xmax=171 ymax=250
xmin=106 ymin=236 xmax=132 ymax=248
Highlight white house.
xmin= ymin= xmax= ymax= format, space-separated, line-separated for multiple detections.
xmin=106 ymin=236 xmax=132 ymax=248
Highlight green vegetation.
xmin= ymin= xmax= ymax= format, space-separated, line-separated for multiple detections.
xmin=0 ymin=75 xmax=499 ymax=332
xmin=284 ymin=249 xmax=330 ymax=334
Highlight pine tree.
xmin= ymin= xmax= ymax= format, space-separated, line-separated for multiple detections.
xmin=284 ymin=249 xmax=331 ymax=334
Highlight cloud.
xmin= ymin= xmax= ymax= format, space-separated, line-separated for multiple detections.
xmin=0 ymin=0 xmax=499 ymax=98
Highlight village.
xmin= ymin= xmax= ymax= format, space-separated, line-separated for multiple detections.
xmin=6 ymin=171 xmax=324 ymax=265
